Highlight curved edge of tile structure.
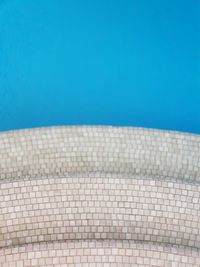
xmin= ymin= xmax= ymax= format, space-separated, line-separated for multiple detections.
xmin=0 ymin=125 xmax=200 ymax=182
xmin=0 ymin=126 xmax=200 ymax=266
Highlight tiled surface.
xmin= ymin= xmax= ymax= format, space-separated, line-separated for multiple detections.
xmin=0 ymin=126 xmax=200 ymax=266
xmin=0 ymin=175 xmax=200 ymax=249
xmin=0 ymin=126 xmax=199 ymax=182
xmin=1 ymin=240 xmax=200 ymax=267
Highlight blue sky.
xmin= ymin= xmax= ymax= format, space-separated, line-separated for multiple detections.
xmin=0 ymin=0 xmax=199 ymax=133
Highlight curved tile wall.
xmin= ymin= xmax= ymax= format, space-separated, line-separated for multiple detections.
xmin=1 ymin=240 xmax=200 ymax=266
xmin=1 ymin=175 xmax=200 ymax=249
xmin=0 ymin=126 xmax=200 ymax=266
xmin=0 ymin=126 xmax=199 ymax=182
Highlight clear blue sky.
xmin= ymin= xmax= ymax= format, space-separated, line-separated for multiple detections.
xmin=0 ymin=0 xmax=199 ymax=133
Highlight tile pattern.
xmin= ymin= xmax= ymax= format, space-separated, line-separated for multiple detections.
xmin=1 ymin=240 xmax=200 ymax=267
xmin=0 ymin=175 xmax=200 ymax=249
xmin=0 ymin=126 xmax=199 ymax=182
xmin=0 ymin=126 xmax=200 ymax=266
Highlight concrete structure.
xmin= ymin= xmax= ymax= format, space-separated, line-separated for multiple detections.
xmin=0 ymin=126 xmax=200 ymax=266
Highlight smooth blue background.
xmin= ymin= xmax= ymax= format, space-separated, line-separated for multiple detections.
xmin=0 ymin=0 xmax=199 ymax=133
